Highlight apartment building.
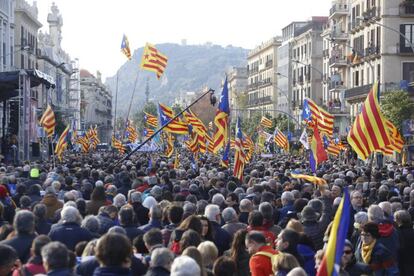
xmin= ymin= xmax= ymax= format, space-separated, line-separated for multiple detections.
xmin=246 ymin=37 xmax=281 ymax=118
xmin=227 ymin=66 xmax=247 ymax=118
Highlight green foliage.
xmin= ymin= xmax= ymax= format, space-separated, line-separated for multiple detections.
xmin=381 ymin=90 xmax=414 ymax=132
xmin=132 ymin=102 xmax=158 ymax=133
xmin=240 ymin=112 xmax=262 ymax=136
xmin=273 ymin=114 xmax=289 ymax=132
xmin=172 ymin=103 xmax=183 ymax=115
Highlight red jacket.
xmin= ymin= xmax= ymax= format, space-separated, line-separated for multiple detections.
xmin=249 ymin=245 xmax=279 ymax=276
xmin=247 ymin=226 xmax=276 ymax=248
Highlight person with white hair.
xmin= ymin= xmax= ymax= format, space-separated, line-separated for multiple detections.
xmin=204 ymin=204 xmax=231 ymax=255
xmin=239 ymin=198 xmax=253 ymax=224
xmin=113 ymin=193 xmax=127 ymax=209
xmin=278 ymin=191 xmax=295 ymax=223
xmin=221 ymin=207 xmax=247 ymax=238
xmin=211 ymin=194 xmax=225 ymax=209
xmin=48 ymin=206 xmax=93 ymax=250
xmin=171 ymin=255 xmax=201 ymax=276
xmin=147 ymin=248 xmax=175 ymax=275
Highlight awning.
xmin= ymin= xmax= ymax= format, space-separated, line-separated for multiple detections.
xmin=0 ymin=69 xmax=56 ymax=101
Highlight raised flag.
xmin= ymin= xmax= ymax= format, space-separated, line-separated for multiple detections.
xmin=125 ymin=120 xmax=138 ymax=143
xmin=164 ymin=133 xmax=174 ymax=158
xmin=260 ymin=116 xmax=273 ymax=129
xmin=144 ymin=112 xmax=158 ymax=128
xmin=310 ymin=124 xmax=328 ymax=173
xmin=317 ymin=188 xmax=351 ymax=276
xmin=299 ymin=128 xmax=310 ymax=150
xmin=174 ymin=152 xmax=180 ymax=169
xmin=244 ymin=135 xmax=255 ymax=163
xmin=121 ymin=34 xmax=132 ymax=60
xmin=112 ymin=135 xmax=126 ymax=154
xmin=141 ymin=43 xmax=168 ymax=79
xmin=221 ymin=141 xmax=230 ymax=168
xmin=327 ymin=141 xmax=341 ymax=157
xmin=39 ymin=104 xmax=56 ymax=137
xmin=213 ymin=77 xmax=230 ymax=153
xmin=233 ymin=117 xmax=245 ymax=180
xmin=158 ymin=103 xmax=189 ymax=135
xmin=273 ymin=128 xmax=289 ymax=151
xmin=347 ymin=82 xmax=391 ymax=160
xmin=303 ymin=98 xmax=334 ymax=136
xmin=55 ymin=125 xmax=70 ymax=161
xmin=143 ymin=128 xmax=155 ymax=138
xmin=290 ymin=173 xmax=327 ymax=186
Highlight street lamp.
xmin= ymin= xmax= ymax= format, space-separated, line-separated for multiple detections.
xmin=292 ymin=59 xmax=328 ymax=83
xmin=275 ymin=72 xmax=293 ymax=134
xmin=357 ymin=16 xmax=414 ymax=54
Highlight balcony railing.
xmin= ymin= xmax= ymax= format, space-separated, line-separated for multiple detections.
xmin=248 ymin=68 xmax=259 ymax=75
xmin=265 ymin=60 xmax=273 ymax=68
xmin=329 ymin=56 xmax=348 ymax=67
xmin=247 ymin=96 xmax=273 ymax=107
xmin=247 ymin=82 xmax=259 ymax=91
xmin=329 ymin=3 xmax=349 ymax=18
xmin=344 ymin=84 xmax=372 ymax=99
xmin=329 ymin=81 xmax=345 ymax=91
xmin=331 ymin=30 xmax=348 ymax=40
xmin=364 ymin=45 xmax=380 ymax=57
xmin=322 ymin=49 xmax=329 ymax=58
xmin=363 ymin=6 xmax=380 ymax=21
xmin=400 ymin=1 xmax=414 ymax=16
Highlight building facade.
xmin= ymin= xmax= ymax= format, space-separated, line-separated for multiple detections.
xmin=80 ymin=69 xmax=112 ymax=143
xmin=227 ymin=66 xmax=247 ymax=118
xmin=290 ymin=17 xmax=327 ymax=124
xmin=0 ymin=0 xmax=14 ymax=72
xmin=246 ymin=37 xmax=281 ymax=118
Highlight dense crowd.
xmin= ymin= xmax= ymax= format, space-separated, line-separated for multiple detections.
xmin=0 ymin=151 xmax=413 ymax=276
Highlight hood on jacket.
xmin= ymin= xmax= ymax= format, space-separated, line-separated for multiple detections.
xmin=378 ymin=222 xmax=394 ymax=237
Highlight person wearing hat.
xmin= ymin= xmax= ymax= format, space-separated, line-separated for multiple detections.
xmin=342 ymin=239 xmax=369 ymax=275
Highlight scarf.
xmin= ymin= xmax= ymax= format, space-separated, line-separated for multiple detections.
xmin=361 ymin=240 xmax=376 ymax=264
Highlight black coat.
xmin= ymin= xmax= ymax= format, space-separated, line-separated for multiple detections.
xmin=36 ymin=219 xmax=52 ymax=235
xmin=49 ymin=222 xmax=93 ymax=251
xmin=398 ymin=225 xmax=414 ymax=276
xmin=145 ymin=266 xmax=170 ymax=276
xmin=0 ymin=233 xmax=36 ymax=263
xmin=76 ymin=256 xmax=147 ymax=276
xmin=93 ymin=267 xmax=131 ymax=276
xmin=210 ymin=221 xmax=231 ymax=256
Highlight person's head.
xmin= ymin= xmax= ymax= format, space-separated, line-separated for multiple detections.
xmin=259 ymin=202 xmax=274 ymax=222
xmin=222 ymin=207 xmax=237 ymax=224
xmin=14 ymin=210 xmax=35 ymax=235
xmin=286 ymin=267 xmax=307 ymax=276
xmin=360 ymin=222 xmax=380 ymax=245
xmin=378 ymin=201 xmax=392 ymax=218
xmin=91 ymin=186 xmax=106 ymax=201
xmin=0 ymin=244 xmax=18 ymax=276
xmin=276 ymin=229 xmax=300 ymax=253
xmin=41 ymin=242 xmax=69 ymax=272
xmin=213 ymin=256 xmax=236 ymax=276
xmin=81 ymin=215 xmax=100 ymax=234
xmin=61 ymin=206 xmax=82 ymax=225
xmin=351 ymin=190 xmax=363 ymax=209
xmin=171 ymin=255 xmax=201 ymax=276
xmin=245 ymin=231 xmax=266 ymax=255
xmin=179 ymin=215 xmax=203 ymax=235
xmin=31 ymin=235 xmax=51 ymax=258
xmin=286 ymin=219 xmax=304 ymax=234
xmin=143 ymin=228 xmax=163 ymax=252
xmin=248 ymin=211 xmax=263 ymax=227
xmin=113 ymin=194 xmax=127 ymax=208
xmin=118 ymin=206 xmax=135 ymax=226
xmin=239 ymin=199 xmax=253 ymax=212
xmin=182 ymin=246 xmax=204 ymax=274
xmin=149 ymin=205 xmax=163 ymax=221
xmin=367 ymin=205 xmax=384 ymax=223
xmin=274 ymin=253 xmax=300 ymax=275
xmin=314 ymin=249 xmax=325 ymax=271
xmin=229 ymin=229 xmax=248 ymax=261
xmin=204 ymin=204 xmax=221 ymax=223
xmin=341 ymin=240 xmax=354 ymax=268
xmin=394 ymin=210 xmax=412 ymax=227
xmin=81 ymin=239 xmax=98 ymax=257
xmin=33 ymin=203 xmax=47 ymax=221
xmin=95 ymin=233 xmax=132 ymax=267
xmin=197 ymin=241 xmax=218 ymax=267
xmin=168 ymin=205 xmax=184 ymax=225
xmin=150 ymin=248 xmax=174 ymax=271
xmin=281 ymin=191 xmax=294 ymax=206
xmin=180 ymin=229 xmax=201 ymax=252
xmin=354 ymin=211 xmax=368 ymax=230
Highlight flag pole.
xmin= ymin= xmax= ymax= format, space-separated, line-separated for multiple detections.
xmin=50 ymin=137 xmax=56 ymax=168
xmin=113 ymin=71 xmax=119 ymax=136
xmin=124 ymin=72 xmax=140 ymax=137
xmin=115 ymin=88 xmax=215 ymax=166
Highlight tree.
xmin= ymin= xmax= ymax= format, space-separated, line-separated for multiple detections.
xmin=381 ymin=90 xmax=414 ymax=132
xmin=273 ymin=114 xmax=289 ymax=132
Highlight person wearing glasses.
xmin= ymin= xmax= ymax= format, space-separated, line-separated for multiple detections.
xmin=355 ymin=222 xmax=399 ymax=276
xmin=342 ymin=239 xmax=368 ymax=276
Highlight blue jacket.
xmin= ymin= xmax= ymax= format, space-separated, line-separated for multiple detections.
xmin=138 ymin=219 xmax=162 ymax=233
xmin=93 ymin=266 xmax=131 ymax=276
xmin=278 ymin=203 xmax=294 ymax=224
xmin=0 ymin=233 xmax=36 ymax=263
xmin=49 ymin=222 xmax=93 ymax=251
xmin=211 ymin=221 xmax=231 ymax=256
xmin=297 ymin=244 xmax=316 ymax=276
xmin=47 ymin=268 xmax=74 ymax=276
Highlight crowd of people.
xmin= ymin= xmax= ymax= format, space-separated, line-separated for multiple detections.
xmin=0 ymin=151 xmax=413 ymax=276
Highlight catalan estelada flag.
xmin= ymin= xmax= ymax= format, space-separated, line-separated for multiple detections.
xmin=317 ymin=188 xmax=351 ymax=276
xmin=303 ymin=98 xmax=334 ymax=137
xmin=158 ymin=103 xmax=189 ymax=135
xmin=141 ymin=43 xmax=168 ymax=79
xmin=233 ymin=117 xmax=245 ymax=181
xmin=221 ymin=141 xmax=230 ymax=168
xmin=260 ymin=116 xmax=273 ymax=129
xmin=76 ymin=135 xmax=89 ymax=153
xmin=273 ymin=128 xmax=289 ymax=151
xmin=290 ymin=173 xmax=327 ymax=186
xmin=121 ymin=34 xmax=132 ymax=60
xmin=144 ymin=112 xmax=158 ymax=128
xmin=213 ymin=77 xmax=230 ymax=154
xmin=55 ymin=125 xmax=70 ymax=161
xmin=164 ymin=133 xmax=174 ymax=158
xmin=310 ymin=124 xmax=328 ymax=173
xmin=125 ymin=120 xmax=138 ymax=143
xmin=184 ymin=110 xmax=207 ymax=136
xmin=378 ymin=119 xmax=404 ymax=155
xmin=347 ymin=82 xmax=391 ymax=160
xmin=244 ymin=135 xmax=254 ymax=163
xmin=39 ymin=104 xmax=56 ymax=138
xmin=112 ymin=135 xmax=126 ymax=154
xmin=143 ymin=128 xmax=155 ymax=138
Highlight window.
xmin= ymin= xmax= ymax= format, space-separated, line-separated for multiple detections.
xmin=400 ymin=24 xmax=414 ymax=53
xmin=2 ymin=43 xmax=5 ymax=66
xmin=10 ymin=46 xmax=13 ymax=67
xmin=21 ymin=54 xmax=24 ymax=68
xmin=355 ymin=70 xmax=359 ymax=86
xmin=403 ymin=62 xmax=414 ymax=84
xmin=361 ymin=69 xmax=364 ymax=85
xmin=377 ymin=64 xmax=380 ymax=81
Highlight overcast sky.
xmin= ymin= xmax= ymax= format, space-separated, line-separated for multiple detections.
xmin=34 ymin=0 xmax=331 ymax=80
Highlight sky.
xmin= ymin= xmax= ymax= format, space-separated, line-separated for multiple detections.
xmin=34 ymin=0 xmax=331 ymax=80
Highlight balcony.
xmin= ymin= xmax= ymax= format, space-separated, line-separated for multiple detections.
xmin=259 ymin=78 xmax=272 ymax=88
xmin=362 ymin=6 xmax=381 ymax=22
xmin=247 ymin=96 xmax=273 ymax=107
xmin=344 ymin=84 xmax=372 ymax=99
xmin=265 ymin=60 xmax=273 ymax=68
xmin=331 ymin=30 xmax=348 ymax=41
xmin=329 ymin=81 xmax=346 ymax=92
xmin=248 ymin=67 xmax=258 ymax=75
xmin=247 ymin=82 xmax=259 ymax=91
xmin=329 ymin=3 xmax=349 ymax=19
xmin=364 ymin=45 xmax=380 ymax=59
xmin=348 ymin=20 xmax=362 ymax=34
xmin=322 ymin=49 xmax=329 ymax=58
xmin=400 ymin=1 xmax=414 ymax=17
xmin=329 ymin=56 xmax=348 ymax=68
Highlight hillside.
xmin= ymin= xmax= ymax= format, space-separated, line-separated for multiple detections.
xmin=105 ymin=43 xmax=249 ymax=116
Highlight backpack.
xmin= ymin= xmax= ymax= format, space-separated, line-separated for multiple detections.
xmin=253 ymin=251 xmax=279 ymax=274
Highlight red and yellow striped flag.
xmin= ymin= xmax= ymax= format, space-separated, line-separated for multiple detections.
xmin=304 ymin=98 xmax=334 ymax=136
xmin=158 ymin=103 xmax=189 ymax=135
xmin=125 ymin=120 xmax=138 ymax=143
xmin=55 ymin=125 xmax=70 ymax=161
xmin=274 ymin=128 xmax=289 ymax=151
xmin=260 ymin=116 xmax=273 ymax=129
xmin=213 ymin=77 xmax=230 ymax=154
xmin=144 ymin=112 xmax=158 ymax=128
xmin=327 ymin=142 xmax=341 ymax=156
xmin=164 ymin=133 xmax=174 ymax=158
xmin=112 ymin=136 xmax=126 ymax=154
xmin=347 ymin=82 xmax=391 ymax=160
xmin=140 ymin=43 xmax=168 ymax=79
xmin=121 ymin=34 xmax=132 ymax=60
xmin=39 ymin=104 xmax=56 ymax=137
xmin=233 ymin=117 xmax=245 ymax=181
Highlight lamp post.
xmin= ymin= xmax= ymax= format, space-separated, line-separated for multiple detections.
xmin=292 ymin=59 xmax=326 ymax=81
xmin=275 ymin=72 xmax=292 ymax=134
